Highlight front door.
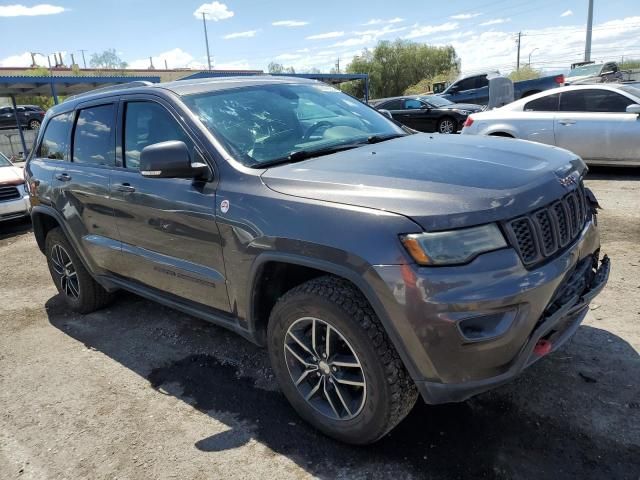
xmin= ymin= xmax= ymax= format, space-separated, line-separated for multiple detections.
xmin=109 ymin=97 xmax=230 ymax=312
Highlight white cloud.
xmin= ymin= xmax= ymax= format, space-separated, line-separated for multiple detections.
xmin=0 ymin=51 xmax=51 ymax=67
xmin=479 ymin=18 xmax=511 ymax=26
xmin=193 ymin=1 xmax=233 ymax=21
xmin=561 ymin=9 xmax=573 ymax=17
xmin=335 ymin=24 xmax=408 ymax=47
xmin=362 ymin=17 xmax=403 ymax=26
xmin=306 ymin=31 xmax=344 ymax=40
xmin=223 ymin=30 xmax=259 ymax=40
xmin=272 ymin=20 xmax=308 ymax=27
xmin=128 ymin=48 xmax=200 ymax=69
xmin=215 ymin=59 xmax=251 ymax=70
xmin=404 ymin=22 xmax=459 ymax=39
xmin=450 ymin=13 xmax=481 ymax=20
xmin=275 ymin=53 xmax=302 ymax=61
xmin=0 ymin=3 xmax=65 ymax=16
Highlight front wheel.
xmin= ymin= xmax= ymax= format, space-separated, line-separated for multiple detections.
xmin=267 ymin=276 xmax=418 ymax=444
xmin=437 ymin=116 xmax=456 ymax=134
xmin=28 ymin=119 xmax=41 ymax=130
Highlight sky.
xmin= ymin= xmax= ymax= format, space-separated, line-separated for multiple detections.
xmin=0 ymin=0 xmax=639 ymax=75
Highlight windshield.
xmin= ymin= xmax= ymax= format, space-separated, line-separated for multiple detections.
xmin=420 ymin=95 xmax=454 ymax=107
xmin=182 ymin=83 xmax=404 ymax=167
xmin=568 ymin=64 xmax=602 ymax=77
xmin=0 ymin=152 xmax=11 ymax=167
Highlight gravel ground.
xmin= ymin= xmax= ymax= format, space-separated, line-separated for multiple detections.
xmin=0 ymin=167 xmax=638 ymax=480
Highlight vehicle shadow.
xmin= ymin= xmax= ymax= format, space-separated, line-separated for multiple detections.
xmin=46 ymin=293 xmax=640 ymax=479
xmin=586 ymin=166 xmax=640 ymax=180
xmin=0 ymin=217 xmax=31 ymax=241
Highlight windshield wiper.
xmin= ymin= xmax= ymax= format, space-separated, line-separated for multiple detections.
xmin=253 ymin=143 xmax=363 ymax=168
xmin=365 ymin=133 xmax=407 ymax=144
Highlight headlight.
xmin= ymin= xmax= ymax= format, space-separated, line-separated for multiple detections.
xmin=400 ymin=224 xmax=507 ymax=266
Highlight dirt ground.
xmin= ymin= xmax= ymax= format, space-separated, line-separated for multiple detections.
xmin=0 ymin=167 xmax=638 ymax=480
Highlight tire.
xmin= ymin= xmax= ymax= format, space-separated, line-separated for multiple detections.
xmin=267 ymin=275 xmax=418 ymax=444
xmin=28 ymin=119 xmax=41 ymax=130
xmin=45 ymin=227 xmax=113 ymax=314
xmin=437 ymin=116 xmax=456 ymax=134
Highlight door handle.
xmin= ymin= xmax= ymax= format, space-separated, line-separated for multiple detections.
xmin=55 ymin=172 xmax=71 ymax=181
xmin=114 ymin=183 xmax=136 ymax=193
xmin=558 ymin=120 xmax=576 ymax=126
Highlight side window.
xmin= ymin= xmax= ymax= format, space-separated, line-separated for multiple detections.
xmin=456 ymin=77 xmax=477 ymax=91
xmin=73 ymin=104 xmax=116 ymax=166
xmin=0 ymin=107 xmax=12 ymax=115
xmin=379 ymin=99 xmax=403 ymax=110
xmin=123 ymin=101 xmax=189 ymax=169
xmin=475 ymin=75 xmax=489 ymax=88
xmin=524 ymin=93 xmax=560 ymax=112
xmin=39 ymin=112 xmax=73 ymax=160
xmin=404 ymin=99 xmax=423 ymax=110
xmin=560 ymin=89 xmax=633 ymax=113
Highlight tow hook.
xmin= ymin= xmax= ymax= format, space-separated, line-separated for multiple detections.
xmin=534 ymin=339 xmax=553 ymax=356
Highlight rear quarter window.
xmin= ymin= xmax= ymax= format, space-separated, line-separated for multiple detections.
xmin=524 ymin=93 xmax=560 ymax=112
xmin=39 ymin=112 xmax=73 ymax=160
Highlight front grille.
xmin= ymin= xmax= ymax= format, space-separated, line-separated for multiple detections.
xmin=0 ymin=185 xmax=20 ymax=202
xmin=505 ymin=183 xmax=589 ymax=267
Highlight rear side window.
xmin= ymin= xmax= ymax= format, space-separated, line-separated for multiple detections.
xmin=123 ymin=102 xmax=189 ymax=169
xmin=378 ymin=99 xmax=403 ymax=110
xmin=72 ymin=104 xmax=116 ymax=166
xmin=524 ymin=93 xmax=560 ymax=112
xmin=559 ymin=89 xmax=634 ymax=113
xmin=404 ymin=99 xmax=423 ymax=109
xmin=39 ymin=112 xmax=73 ymax=160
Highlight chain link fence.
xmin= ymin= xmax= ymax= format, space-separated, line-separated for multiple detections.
xmin=0 ymin=129 xmax=37 ymax=160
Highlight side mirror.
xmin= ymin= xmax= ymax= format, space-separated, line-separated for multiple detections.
xmin=140 ymin=141 xmax=209 ymax=179
xmin=378 ymin=109 xmax=393 ymax=119
xmin=448 ymin=85 xmax=459 ymax=93
xmin=626 ymin=104 xmax=640 ymax=115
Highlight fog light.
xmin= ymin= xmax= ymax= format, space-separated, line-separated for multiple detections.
xmin=458 ymin=310 xmax=517 ymax=342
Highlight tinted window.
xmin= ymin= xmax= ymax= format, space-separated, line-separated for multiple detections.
xmin=0 ymin=107 xmax=12 ymax=114
xmin=475 ymin=75 xmax=489 ymax=88
xmin=124 ymin=102 xmax=189 ymax=169
xmin=72 ymin=105 xmax=115 ymax=166
xmin=456 ymin=77 xmax=477 ymax=91
xmin=560 ymin=89 xmax=634 ymax=113
xmin=524 ymin=93 xmax=560 ymax=112
xmin=404 ymin=99 xmax=423 ymax=109
xmin=379 ymin=99 xmax=403 ymax=110
xmin=39 ymin=112 xmax=73 ymax=160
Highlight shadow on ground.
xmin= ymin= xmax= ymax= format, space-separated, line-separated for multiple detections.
xmin=0 ymin=217 xmax=31 ymax=241
xmin=47 ymin=293 xmax=640 ymax=479
xmin=586 ymin=166 xmax=640 ymax=180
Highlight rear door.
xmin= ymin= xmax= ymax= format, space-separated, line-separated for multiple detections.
xmin=51 ymin=99 xmax=120 ymax=272
xmin=109 ymin=95 xmax=230 ymax=312
xmin=0 ymin=107 xmax=14 ymax=128
xmin=400 ymin=98 xmax=433 ymax=131
xmin=554 ymin=89 xmax=640 ymax=162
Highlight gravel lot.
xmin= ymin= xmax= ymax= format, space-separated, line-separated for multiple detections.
xmin=0 ymin=167 xmax=638 ymax=480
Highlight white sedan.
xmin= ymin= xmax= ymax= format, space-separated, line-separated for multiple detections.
xmin=461 ymin=84 xmax=640 ymax=166
xmin=0 ymin=152 xmax=30 ymax=222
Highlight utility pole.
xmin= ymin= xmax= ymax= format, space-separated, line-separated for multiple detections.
xmin=335 ymin=58 xmax=340 ymax=73
xmin=202 ymin=12 xmax=212 ymax=71
xmin=516 ymin=31 xmax=522 ymax=71
xmin=165 ymin=59 xmax=168 ymax=70
xmin=584 ymin=0 xmax=594 ymax=61
xmin=79 ymin=49 xmax=88 ymax=68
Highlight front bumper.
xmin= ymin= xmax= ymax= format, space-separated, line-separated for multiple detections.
xmin=0 ymin=185 xmax=30 ymax=221
xmin=370 ymin=219 xmax=608 ymax=404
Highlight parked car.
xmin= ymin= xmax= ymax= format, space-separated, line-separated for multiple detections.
xmin=438 ymin=71 xmax=565 ymax=105
xmin=25 ymin=76 xmax=608 ymax=444
xmin=0 ymin=152 xmax=30 ymax=221
xmin=0 ymin=105 xmax=46 ymax=130
xmin=371 ymin=95 xmax=484 ymax=133
xmin=565 ymin=62 xmax=622 ymax=85
xmin=461 ymin=84 xmax=640 ymax=167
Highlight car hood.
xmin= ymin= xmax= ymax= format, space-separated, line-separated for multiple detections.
xmin=262 ymin=134 xmax=586 ymax=231
xmin=0 ymin=165 xmax=23 ymax=185
xmin=441 ymin=103 xmax=484 ymax=112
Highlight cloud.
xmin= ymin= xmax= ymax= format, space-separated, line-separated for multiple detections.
xmin=334 ymin=24 xmax=408 ymax=47
xmin=0 ymin=3 xmax=65 ymax=16
xmin=306 ymin=31 xmax=344 ymax=40
xmin=561 ymin=9 xmax=573 ymax=17
xmin=479 ymin=18 xmax=511 ymax=26
xmin=223 ymin=30 xmax=259 ymax=40
xmin=0 ymin=51 xmax=51 ymax=67
xmin=193 ymin=1 xmax=233 ymax=21
xmin=362 ymin=17 xmax=403 ymax=26
xmin=404 ymin=22 xmax=459 ymax=39
xmin=272 ymin=20 xmax=308 ymax=27
xmin=128 ymin=48 xmax=200 ymax=69
xmin=450 ymin=13 xmax=481 ymax=20
xmin=275 ymin=53 xmax=302 ymax=61
xmin=215 ymin=59 xmax=251 ymax=70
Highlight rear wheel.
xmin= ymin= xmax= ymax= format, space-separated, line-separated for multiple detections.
xmin=437 ymin=116 xmax=456 ymax=134
xmin=267 ymin=276 xmax=418 ymax=444
xmin=45 ymin=227 xmax=113 ymax=313
xmin=28 ymin=119 xmax=41 ymax=130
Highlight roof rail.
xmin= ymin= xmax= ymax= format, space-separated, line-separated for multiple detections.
xmin=64 ymin=80 xmax=154 ymax=103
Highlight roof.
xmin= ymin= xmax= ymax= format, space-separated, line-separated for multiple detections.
xmin=158 ymin=75 xmax=318 ymax=96
xmin=0 ymin=75 xmax=161 ymax=97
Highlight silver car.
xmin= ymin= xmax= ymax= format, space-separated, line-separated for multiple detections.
xmin=461 ymin=84 xmax=640 ymax=167
xmin=0 ymin=152 xmax=30 ymax=221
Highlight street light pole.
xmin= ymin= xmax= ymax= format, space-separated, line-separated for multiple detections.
xmin=585 ymin=0 xmax=594 ymax=61
xmin=528 ymin=48 xmax=539 ymax=66
xmin=202 ymin=12 xmax=212 ymax=71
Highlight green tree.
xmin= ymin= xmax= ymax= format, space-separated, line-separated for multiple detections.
xmin=509 ymin=65 xmax=541 ymax=82
xmin=23 ymin=67 xmax=51 ymax=77
xmin=90 ymin=49 xmax=128 ymax=70
xmin=620 ymin=59 xmax=640 ymax=70
xmin=268 ymin=62 xmax=295 ymax=74
xmin=343 ymin=40 xmax=458 ymax=99
xmin=15 ymin=96 xmax=56 ymax=110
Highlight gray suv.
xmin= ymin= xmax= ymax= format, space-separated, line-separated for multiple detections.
xmin=25 ymin=77 xmax=609 ymax=444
